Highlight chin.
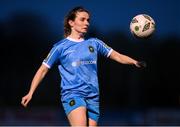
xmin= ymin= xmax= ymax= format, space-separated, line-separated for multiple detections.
xmin=82 ymin=31 xmax=87 ymax=34
xmin=82 ymin=28 xmax=88 ymax=32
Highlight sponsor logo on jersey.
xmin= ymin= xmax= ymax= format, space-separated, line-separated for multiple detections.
xmin=72 ymin=60 xmax=96 ymax=67
xmin=88 ymin=46 xmax=94 ymax=53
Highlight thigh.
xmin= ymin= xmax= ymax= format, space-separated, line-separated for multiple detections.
xmin=88 ymin=118 xmax=97 ymax=126
xmin=68 ymin=106 xmax=87 ymax=126
xmin=62 ymin=97 xmax=87 ymax=126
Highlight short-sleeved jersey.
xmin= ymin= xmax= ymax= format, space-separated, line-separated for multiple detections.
xmin=43 ymin=37 xmax=113 ymax=101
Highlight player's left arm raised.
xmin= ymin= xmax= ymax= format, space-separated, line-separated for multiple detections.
xmin=109 ymin=50 xmax=146 ymax=68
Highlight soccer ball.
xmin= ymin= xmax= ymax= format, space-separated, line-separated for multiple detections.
xmin=130 ymin=14 xmax=155 ymax=38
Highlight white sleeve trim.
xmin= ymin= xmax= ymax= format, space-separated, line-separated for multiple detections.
xmin=107 ymin=49 xmax=113 ymax=57
xmin=42 ymin=62 xmax=51 ymax=69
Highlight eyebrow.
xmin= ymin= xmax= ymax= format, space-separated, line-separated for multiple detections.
xmin=79 ymin=17 xmax=90 ymax=21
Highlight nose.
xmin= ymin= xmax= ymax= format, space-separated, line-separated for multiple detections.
xmin=85 ymin=20 xmax=89 ymax=26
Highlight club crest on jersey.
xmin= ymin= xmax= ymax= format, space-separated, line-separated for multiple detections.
xmin=88 ymin=46 xmax=94 ymax=53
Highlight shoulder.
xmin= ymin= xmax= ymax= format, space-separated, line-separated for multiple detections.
xmin=86 ymin=37 xmax=104 ymax=45
xmin=53 ymin=38 xmax=69 ymax=47
xmin=87 ymin=37 xmax=102 ymax=42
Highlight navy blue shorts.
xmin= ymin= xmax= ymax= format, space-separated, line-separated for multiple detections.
xmin=62 ymin=97 xmax=100 ymax=122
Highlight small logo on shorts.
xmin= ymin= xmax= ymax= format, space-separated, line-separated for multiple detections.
xmin=69 ymin=100 xmax=75 ymax=106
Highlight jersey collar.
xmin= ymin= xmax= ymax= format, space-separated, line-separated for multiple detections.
xmin=67 ymin=37 xmax=84 ymax=42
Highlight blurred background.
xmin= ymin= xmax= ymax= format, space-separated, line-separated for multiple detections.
xmin=0 ymin=0 xmax=180 ymax=126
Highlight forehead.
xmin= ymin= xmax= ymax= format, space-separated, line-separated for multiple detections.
xmin=76 ymin=11 xmax=90 ymax=19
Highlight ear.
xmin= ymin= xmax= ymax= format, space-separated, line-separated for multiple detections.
xmin=68 ymin=20 xmax=74 ymax=27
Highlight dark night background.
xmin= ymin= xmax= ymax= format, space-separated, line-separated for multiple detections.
xmin=0 ymin=0 xmax=180 ymax=126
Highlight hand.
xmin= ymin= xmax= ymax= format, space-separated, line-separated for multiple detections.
xmin=21 ymin=93 xmax=32 ymax=107
xmin=135 ymin=61 xmax=147 ymax=68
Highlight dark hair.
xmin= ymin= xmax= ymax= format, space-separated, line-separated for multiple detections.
xmin=63 ymin=6 xmax=90 ymax=37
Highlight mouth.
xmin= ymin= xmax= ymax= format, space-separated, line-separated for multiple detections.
xmin=83 ymin=27 xmax=88 ymax=30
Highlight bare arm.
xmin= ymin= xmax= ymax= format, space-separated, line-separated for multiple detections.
xmin=21 ymin=64 xmax=49 ymax=107
xmin=109 ymin=50 xmax=142 ymax=67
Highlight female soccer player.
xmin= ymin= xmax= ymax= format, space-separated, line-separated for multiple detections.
xmin=21 ymin=6 xmax=145 ymax=126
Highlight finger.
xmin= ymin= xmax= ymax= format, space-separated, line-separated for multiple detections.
xmin=21 ymin=98 xmax=28 ymax=107
xmin=24 ymin=99 xmax=29 ymax=107
xmin=137 ymin=61 xmax=147 ymax=68
xmin=21 ymin=100 xmax=26 ymax=106
xmin=21 ymin=98 xmax=25 ymax=105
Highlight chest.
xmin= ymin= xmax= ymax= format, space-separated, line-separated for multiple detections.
xmin=62 ymin=42 xmax=97 ymax=61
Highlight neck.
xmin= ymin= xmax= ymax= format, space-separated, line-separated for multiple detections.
xmin=67 ymin=33 xmax=85 ymax=42
xmin=68 ymin=31 xmax=85 ymax=40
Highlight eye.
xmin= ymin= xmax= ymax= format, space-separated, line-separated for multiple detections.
xmin=87 ymin=18 xmax=90 ymax=23
xmin=80 ymin=17 xmax=90 ymax=23
xmin=80 ymin=18 xmax=85 ymax=21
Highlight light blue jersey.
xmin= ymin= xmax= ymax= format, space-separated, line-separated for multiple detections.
xmin=43 ymin=37 xmax=113 ymax=102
